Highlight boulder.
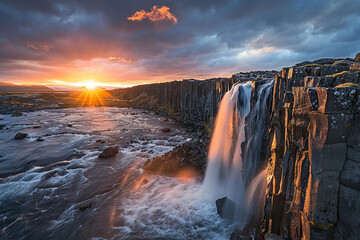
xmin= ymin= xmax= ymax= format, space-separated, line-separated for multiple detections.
xmin=43 ymin=170 xmax=57 ymax=179
xmin=36 ymin=137 xmax=44 ymax=142
xmin=161 ymin=128 xmax=171 ymax=132
xmin=79 ymin=202 xmax=92 ymax=211
xmin=66 ymin=124 xmax=73 ymax=127
xmin=98 ymin=147 xmax=119 ymax=158
xmin=142 ymin=141 xmax=206 ymax=176
xmin=14 ymin=132 xmax=28 ymax=140
xmin=11 ymin=112 xmax=23 ymax=117
xmin=215 ymin=197 xmax=236 ymax=220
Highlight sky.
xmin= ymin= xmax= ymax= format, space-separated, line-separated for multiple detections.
xmin=0 ymin=0 xmax=360 ymax=87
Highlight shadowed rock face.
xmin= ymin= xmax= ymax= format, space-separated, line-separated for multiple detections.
xmin=261 ymin=62 xmax=360 ymax=239
xmin=110 ymin=71 xmax=277 ymax=126
xmin=142 ymin=140 xmax=207 ymax=177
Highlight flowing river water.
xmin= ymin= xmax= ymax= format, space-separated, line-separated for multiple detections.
xmin=0 ymin=107 xmax=234 ymax=240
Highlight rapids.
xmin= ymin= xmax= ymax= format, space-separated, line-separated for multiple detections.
xmin=0 ymin=107 xmax=234 ymax=240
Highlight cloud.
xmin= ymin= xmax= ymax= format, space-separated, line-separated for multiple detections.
xmin=26 ymin=42 xmax=53 ymax=52
xmin=128 ymin=5 xmax=178 ymax=24
xmin=0 ymin=0 xmax=359 ymax=86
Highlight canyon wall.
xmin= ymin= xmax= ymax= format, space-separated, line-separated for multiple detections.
xmin=110 ymin=71 xmax=276 ymax=126
xmin=261 ymin=64 xmax=360 ymax=239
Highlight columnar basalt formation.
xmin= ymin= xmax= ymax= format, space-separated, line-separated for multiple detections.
xmin=261 ymin=64 xmax=360 ymax=239
xmin=110 ymin=71 xmax=276 ymax=126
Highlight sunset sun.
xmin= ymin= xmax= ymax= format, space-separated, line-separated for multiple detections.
xmin=82 ymin=81 xmax=98 ymax=90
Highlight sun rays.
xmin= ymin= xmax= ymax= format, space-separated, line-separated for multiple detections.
xmin=76 ymin=86 xmax=115 ymax=107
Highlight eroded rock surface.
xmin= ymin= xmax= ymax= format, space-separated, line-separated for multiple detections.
xmin=261 ymin=61 xmax=360 ymax=239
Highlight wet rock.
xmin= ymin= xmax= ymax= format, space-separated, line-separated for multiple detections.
xmin=33 ymin=125 xmax=41 ymax=129
xmin=96 ymin=139 xmax=105 ymax=144
xmin=66 ymin=124 xmax=73 ymax=127
xmin=215 ymin=197 xmax=236 ymax=220
xmin=264 ymin=233 xmax=284 ymax=240
xmin=98 ymin=147 xmax=119 ymax=158
xmin=43 ymin=170 xmax=57 ymax=179
xmin=36 ymin=137 xmax=44 ymax=142
xmin=161 ymin=128 xmax=171 ymax=132
xmin=230 ymin=226 xmax=256 ymax=240
xmin=14 ymin=132 xmax=28 ymax=140
xmin=11 ymin=112 xmax=23 ymax=117
xmin=79 ymin=202 xmax=92 ymax=211
xmin=142 ymin=141 xmax=207 ymax=176
xmin=66 ymin=151 xmax=85 ymax=160
xmin=142 ymin=178 xmax=148 ymax=184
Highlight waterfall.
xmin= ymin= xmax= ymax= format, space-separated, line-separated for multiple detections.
xmin=203 ymin=80 xmax=273 ymax=224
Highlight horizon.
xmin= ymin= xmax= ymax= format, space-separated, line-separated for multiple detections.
xmin=1 ymin=0 xmax=359 ymax=88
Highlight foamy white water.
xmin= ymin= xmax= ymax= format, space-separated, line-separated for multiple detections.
xmin=0 ymin=107 xmax=233 ymax=240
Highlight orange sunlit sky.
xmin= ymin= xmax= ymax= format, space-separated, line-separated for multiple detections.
xmin=0 ymin=0 xmax=359 ymax=88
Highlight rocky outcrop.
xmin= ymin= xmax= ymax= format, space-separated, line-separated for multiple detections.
xmin=14 ymin=132 xmax=28 ymax=140
xmin=98 ymin=147 xmax=119 ymax=158
xmin=110 ymin=71 xmax=277 ymax=126
xmin=261 ymin=63 xmax=360 ymax=239
xmin=142 ymin=140 xmax=207 ymax=177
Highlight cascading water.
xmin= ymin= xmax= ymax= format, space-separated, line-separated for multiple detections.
xmin=203 ymin=80 xmax=273 ymax=225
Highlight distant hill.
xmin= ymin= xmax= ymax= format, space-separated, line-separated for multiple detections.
xmin=0 ymin=83 xmax=53 ymax=92
xmin=0 ymin=82 xmax=16 ymax=86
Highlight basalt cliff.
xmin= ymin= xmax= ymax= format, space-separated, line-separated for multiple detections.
xmin=260 ymin=60 xmax=360 ymax=240
xmin=111 ymin=56 xmax=360 ymax=240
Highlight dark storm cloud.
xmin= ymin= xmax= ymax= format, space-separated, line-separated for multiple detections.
xmin=0 ymin=0 xmax=359 ymax=84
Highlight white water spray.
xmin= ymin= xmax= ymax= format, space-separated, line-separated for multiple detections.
xmin=203 ymin=80 xmax=273 ymax=224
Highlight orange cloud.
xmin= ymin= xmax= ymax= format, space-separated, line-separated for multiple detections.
xmin=128 ymin=5 xmax=177 ymax=24
xmin=26 ymin=42 xmax=53 ymax=52
xmin=107 ymin=56 xmax=133 ymax=63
